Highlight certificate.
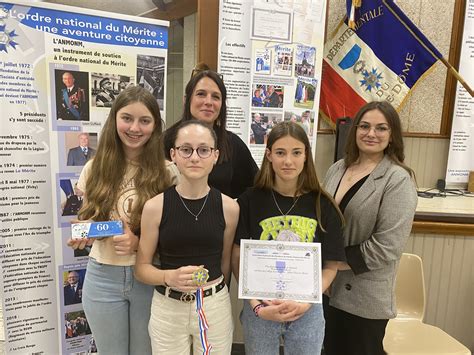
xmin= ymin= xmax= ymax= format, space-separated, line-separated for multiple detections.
xmin=250 ymin=7 xmax=293 ymax=43
xmin=238 ymin=240 xmax=322 ymax=303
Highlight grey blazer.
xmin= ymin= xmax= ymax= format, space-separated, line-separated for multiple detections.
xmin=324 ymin=156 xmax=417 ymax=319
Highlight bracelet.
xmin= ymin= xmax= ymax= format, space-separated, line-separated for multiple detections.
xmin=253 ymin=303 xmax=266 ymax=317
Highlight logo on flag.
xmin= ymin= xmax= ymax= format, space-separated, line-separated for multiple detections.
xmin=320 ymin=0 xmax=442 ymax=125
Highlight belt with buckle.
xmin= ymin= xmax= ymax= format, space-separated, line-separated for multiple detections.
xmin=155 ymin=279 xmax=226 ymax=303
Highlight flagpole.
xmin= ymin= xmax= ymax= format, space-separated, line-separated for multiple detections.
xmin=383 ymin=0 xmax=474 ymax=97
xmin=439 ymin=57 xmax=474 ymax=97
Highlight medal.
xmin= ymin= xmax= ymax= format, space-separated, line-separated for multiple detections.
xmin=192 ymin=267 xmax=209 ymax=287
xmin=192 ymin=267 xmax=212 ymax=354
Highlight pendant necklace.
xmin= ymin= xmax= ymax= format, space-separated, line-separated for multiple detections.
xmin=177 ymin=188 xmax=210 ymax=221
xmin=271 ymin=190 xmax=300 ymax=218
xmin=347 ymin=163 xmax=374 ymax=182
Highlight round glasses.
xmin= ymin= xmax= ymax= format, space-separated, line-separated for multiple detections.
xmin=355 ymin=123 xmax=391 ymax=136
xmin=175 ymin=146 xmax=215 ymax=159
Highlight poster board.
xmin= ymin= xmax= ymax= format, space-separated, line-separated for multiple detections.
xmin=0 ymin=1 xmax=168 ymax=353
xmin=218 ymin=0 xmax=327 ymax=164
xmin=445 ymin=1 xmax=474 ymax=187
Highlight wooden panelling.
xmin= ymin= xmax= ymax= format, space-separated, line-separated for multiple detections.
xmin=412 ymin=221 xmax=474 ymax=235
xmin=404 ymin=137 xmax=450 ymax=188
xmin=197 ymin=0 xmax=219 ymax=70
xmin=405 ymin=233 xmax=474 ymax=351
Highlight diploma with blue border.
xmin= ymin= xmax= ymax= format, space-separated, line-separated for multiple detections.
xmin=238 ymin=240 xmax=322 ymax=303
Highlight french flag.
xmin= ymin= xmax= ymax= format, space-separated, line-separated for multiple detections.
xmin=320 ymin=0 xmax=442 ymax=125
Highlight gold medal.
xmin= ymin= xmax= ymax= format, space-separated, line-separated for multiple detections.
xmin=192 ymin=267 xmax=209 ymax=287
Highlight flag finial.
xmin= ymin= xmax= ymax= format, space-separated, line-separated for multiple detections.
xmin=349 ymin=0 xmax=362 ymax=29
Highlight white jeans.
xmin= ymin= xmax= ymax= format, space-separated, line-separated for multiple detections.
xmin=148 ymin=284 xmax=233 ymax=355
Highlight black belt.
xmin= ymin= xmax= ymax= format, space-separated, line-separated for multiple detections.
xmin=155 ymin=279 xmax=226 ymax=303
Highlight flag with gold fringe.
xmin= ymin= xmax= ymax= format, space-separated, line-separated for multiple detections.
xmin=319 ymin=0 xmax=442 ymax=125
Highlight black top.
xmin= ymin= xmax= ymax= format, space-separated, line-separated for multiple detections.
xmin=334 ymin=174 xmax=370 ymax=273
xmin=336 ymin=174 xmax=369 ymax=213
xmin=235 ymin=188 xmax=346 ymax=262
xmin=211 ymin=131 xmax=258 ymax=197
xmin=164 ymin=127 xmax=258 ymax=198
xmin=157 ymin=186 xmax=225 ymax=280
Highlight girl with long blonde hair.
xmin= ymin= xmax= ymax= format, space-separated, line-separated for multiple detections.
xmin=67 ymin=86 xmax=178 ymax=355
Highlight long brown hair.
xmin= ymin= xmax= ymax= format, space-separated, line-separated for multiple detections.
xmin=345 ymin=101 xmax=415 ymax=177
xmin=78 ymin=86 xmax=172 ymax=234
xmin=255 ymin=121 xmax=343 ymax=231
xmin=164 ymin=67 xmax=231 ymax=162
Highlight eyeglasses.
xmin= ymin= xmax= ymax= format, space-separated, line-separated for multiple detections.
xmin=355 ymin=123 xmax=391 ymax=135
xmin=191 ymin=69 xmax=224 ymax=81
xmin=175 ymin=146 xmax=215 ymax=159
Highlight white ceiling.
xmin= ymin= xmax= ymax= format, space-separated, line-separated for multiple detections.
xmin=39 ymin=0 xmax=158 ymax=16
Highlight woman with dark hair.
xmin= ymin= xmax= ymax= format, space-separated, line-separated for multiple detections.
xmin=136 ymin=120 xmax=239 ymax=354
xmin=164 ymin=64 xmax=258 ymax=198
xmin=323 ymin=101 xmax=418 ymax=355
xmin=232 ymin=121 xmax=345 ymax=354
xmin=67 ymin=86 xmax=179 ymax=355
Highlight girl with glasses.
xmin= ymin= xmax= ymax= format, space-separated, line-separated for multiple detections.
xmin=67 ymin=86 xmax=179 ymax=355
xmin=164 ymin=62 xmax=258 ymax=198
xmin=323 ymin=101 xmax=417 ymax=355
xmin=232 ymin=121 xmax=345 ymax=355
xmin=136 ymin=120 xmax=239 ymax=354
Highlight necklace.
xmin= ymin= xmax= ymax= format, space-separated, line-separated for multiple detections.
xmin=271 ymin=190 xmax=300 ymax=217
xmin=177 ymin=189 xmax=210 ymax=221
xmin=347 ymin=163 xmax=375 ymax=182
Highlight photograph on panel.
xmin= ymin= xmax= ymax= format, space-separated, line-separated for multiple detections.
xmin=137 ymin=54 xmax=165 ymax=108
xmin=91 ymin=73 xmax=134 ymax=108
xmin=65 ymin=132 xmax=98 ymax=167
xmin=55 ymin=69 xmax=90 ymax=121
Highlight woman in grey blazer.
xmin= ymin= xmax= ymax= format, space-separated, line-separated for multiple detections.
xmin=323 ymin=101 xmax=417 ymax=355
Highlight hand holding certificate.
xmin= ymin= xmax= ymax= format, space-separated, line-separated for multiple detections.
xmin=238 ymin=240 xmax=322 ymax=303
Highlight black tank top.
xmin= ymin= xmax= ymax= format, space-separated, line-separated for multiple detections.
xmin=157 ymin=186 xmax=225 ymax=281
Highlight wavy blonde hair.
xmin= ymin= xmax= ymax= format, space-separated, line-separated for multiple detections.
xmin=78 ymin=86 xmax=172 ymax=234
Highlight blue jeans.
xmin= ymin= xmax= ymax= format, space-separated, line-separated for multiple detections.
xmin=82 ymin=257 xmax=154 ymax=355
xmin=240 ymin=300 xmax=324 ymax=355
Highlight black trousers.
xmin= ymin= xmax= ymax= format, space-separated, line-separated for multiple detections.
xmin=323 ymin=295 xmax=388 ymax=355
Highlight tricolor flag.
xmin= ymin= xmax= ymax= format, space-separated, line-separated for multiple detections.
xmin=320 ymin=0 xmax=442 ymax=125
xmin=139 ymin=70 xmax=157 ymax=93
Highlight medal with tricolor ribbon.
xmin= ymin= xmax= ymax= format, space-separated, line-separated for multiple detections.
xmin=193 ymin=267 xmax=212 ymax=354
